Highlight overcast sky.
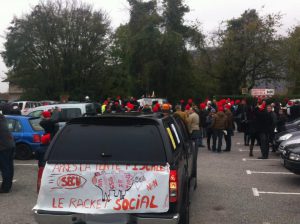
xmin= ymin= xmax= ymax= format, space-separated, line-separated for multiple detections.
xmin=0 ymin=0 xmax=299 ymax=93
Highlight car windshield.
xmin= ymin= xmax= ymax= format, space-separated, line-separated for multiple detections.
xmin=85 ymin=104 xmax=96 ymax=115
xmin=48 ymin=123 xmax=166 ymax=165
xmin=29 ymin=118 xmax=44 ymax=131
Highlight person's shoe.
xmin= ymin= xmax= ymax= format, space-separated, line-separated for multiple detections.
xmin=217 ymin=150 xmax=222 ymax=153
xmin=257 ymin=156 xmax=267 ymax=159
xmin=207 ymin=147 xmax=211 ymax=151
xmin=0 ymin=188 xmax=10 ymax=193
xmin=199 ymin=145 xmax=205 ymax=148
xmin=223 ymin=149 xmax=230 ymax=152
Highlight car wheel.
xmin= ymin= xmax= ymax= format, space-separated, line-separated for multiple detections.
xmin=180 ymin=181 xmax=190 ymax=224
xmin=16 ymin=144 xmax=32 ymax=160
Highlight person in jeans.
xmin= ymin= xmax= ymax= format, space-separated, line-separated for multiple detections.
xmin=211 ymin=106 xmax=228 ymax=153
xmin=0 ymin=115 xmax=15 ymax=193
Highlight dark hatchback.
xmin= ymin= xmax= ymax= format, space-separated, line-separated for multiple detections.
xmin=275 ymin=130 xmax=300 ymax=151
xmin=281 ymin=145 xmax=300 ymax=174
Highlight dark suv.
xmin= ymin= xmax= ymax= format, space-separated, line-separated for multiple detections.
xmin=34 ymin=113 xmax=197 ymax=224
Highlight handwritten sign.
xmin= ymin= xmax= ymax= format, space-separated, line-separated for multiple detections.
xmin=33 ymin=163 xmax=170 ymax=214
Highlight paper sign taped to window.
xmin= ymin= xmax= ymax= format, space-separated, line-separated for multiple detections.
xmin=33 ymin=163 xmax=170 ymax=214
xmin=166 ymin=127 xmax=176 ymax=150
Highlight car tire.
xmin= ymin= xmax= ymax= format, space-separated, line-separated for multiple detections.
xmin=16 ymin=144 xmax=32 ymax=160
xmin=180 ymin=180 xmax=190 ymax=224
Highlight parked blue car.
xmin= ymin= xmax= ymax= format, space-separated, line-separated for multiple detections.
xmin=5 ymin=115 xmax=45 ymax=160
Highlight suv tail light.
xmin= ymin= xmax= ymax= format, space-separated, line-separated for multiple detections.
xmin=37 ymin=166 xmax=44 ymax=193
xmin=169 ymin=170 xmax=178 ymax=203
xmin=33 ymin=134 xmax=41 ymax=143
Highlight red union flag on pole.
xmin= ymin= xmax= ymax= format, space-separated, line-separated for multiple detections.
xmin=251 ymin=89 xmax=275 ymax=97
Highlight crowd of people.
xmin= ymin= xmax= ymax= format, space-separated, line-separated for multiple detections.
xmin=0 ymin=95 xmax=299 ymax=194
xmin=99 ymin=96 xmax=298 ymax=159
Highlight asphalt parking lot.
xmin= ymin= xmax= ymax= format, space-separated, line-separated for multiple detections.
xmin=1 ymin=132 xmax=300 ymax=224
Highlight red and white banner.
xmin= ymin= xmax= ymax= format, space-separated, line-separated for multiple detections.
xmin=34 ymin=163 xmax=170 ymax=214
xmin=251 ymin=89 xmax=275 ymax=97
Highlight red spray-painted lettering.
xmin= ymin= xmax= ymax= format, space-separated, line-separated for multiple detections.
xmin=113 ymin=195 xmax=158 ymax=211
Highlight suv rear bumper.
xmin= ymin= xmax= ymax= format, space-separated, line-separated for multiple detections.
xmin=34 ymin=211 xmax=180 ymax=224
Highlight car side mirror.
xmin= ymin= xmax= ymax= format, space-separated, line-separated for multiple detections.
xmin=41 ymin=133 xmax=51 ymax=145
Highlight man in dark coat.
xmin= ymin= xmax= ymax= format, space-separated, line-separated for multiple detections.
xmin=0 ymin=115 xmax=15 ymax=193
xmin=224 ymin=105 xmax=234 ymax=151
xmin=255 ymin=103 xmax=273 ymax=159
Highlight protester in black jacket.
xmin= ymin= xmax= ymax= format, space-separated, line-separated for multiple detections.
xmin=0 ymin=115 xmax=15 ymax=193
xmin=246 ymin=105 xmax=259 ymax=157
xmin=255 ymin=104 xmax=273 ymax=159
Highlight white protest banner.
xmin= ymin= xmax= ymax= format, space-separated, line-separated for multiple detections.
xmin=34 ymin=163 xmax=170 ymax=214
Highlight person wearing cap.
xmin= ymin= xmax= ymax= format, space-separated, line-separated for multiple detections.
xmin=0 ymin=114 xmax=15 ymax=193
xmin=162 ymin=103 xmax=171 ymax=115
xmin=211 ymin=106 xmax=228 ymax=153
xmin=254 ymin=102 xmax=273 ymax=159
xmin=40 ymin=111 xmax=56 ymax=137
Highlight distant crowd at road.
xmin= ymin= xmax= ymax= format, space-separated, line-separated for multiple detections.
xmin=1 ymin=95 xmax=300 ymax=194
xmin=99 ymin=96 xmax=297 ymax=160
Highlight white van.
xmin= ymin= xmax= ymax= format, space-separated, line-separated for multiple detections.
xmin=11 ymin=101 xmax=42 ymax=115
xmin=27 ymin=103 xmax=97 ymax=121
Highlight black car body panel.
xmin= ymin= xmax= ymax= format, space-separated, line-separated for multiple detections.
xmin=281 ymin=145 xmax=300 ymax=174
xmin=36 ymin=114 xmax=197 ymax=224
xmin=275 ymin=130 xmax=300 ymax=151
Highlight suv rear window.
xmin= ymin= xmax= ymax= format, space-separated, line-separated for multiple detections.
xmin=48 ymin=123 xmax=166 ymax=165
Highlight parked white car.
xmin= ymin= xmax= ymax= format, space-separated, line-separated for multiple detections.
xmin=27 ymin=103 xmax=97 ymax=121
xmin=11 ymin=101 xmax=42 ymax=115
xmin=137 ymin=98 xmax=168 ymax=107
